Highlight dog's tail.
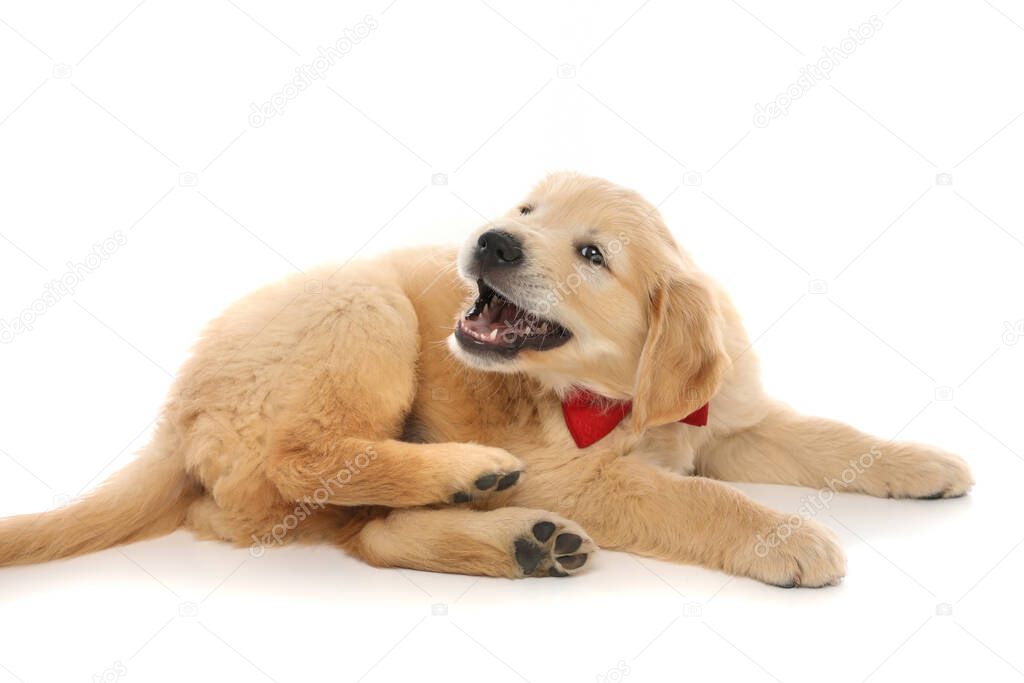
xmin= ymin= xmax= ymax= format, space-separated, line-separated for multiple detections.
xmin=0 ymin=442 xmax=198 ymax=566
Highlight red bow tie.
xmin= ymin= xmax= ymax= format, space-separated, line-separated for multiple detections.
xmin=561 ymin=390 xmax=709 ymax=448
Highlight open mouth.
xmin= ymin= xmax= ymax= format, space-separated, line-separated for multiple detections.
xmin=455 ymin=279 xmax=572 ymax=356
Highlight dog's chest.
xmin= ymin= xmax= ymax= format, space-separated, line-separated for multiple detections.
xmin=405 ymin=378 xmax=698 ymax=476
xmin=404 ymin=373 xmax=557 ymax=450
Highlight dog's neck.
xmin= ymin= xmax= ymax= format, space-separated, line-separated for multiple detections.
xmin=528 ymin=365 xmax=636 ymax=403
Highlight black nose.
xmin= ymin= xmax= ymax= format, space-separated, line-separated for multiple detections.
xmin=476 ymin=230 xmax=523 ymax=267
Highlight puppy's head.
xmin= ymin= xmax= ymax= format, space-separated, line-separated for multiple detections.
xmin=450 ymin=172 xmax=728 ymax=431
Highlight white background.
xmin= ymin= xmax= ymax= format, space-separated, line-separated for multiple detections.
xmin=2 ymin=1 xmax=1023 ymax=681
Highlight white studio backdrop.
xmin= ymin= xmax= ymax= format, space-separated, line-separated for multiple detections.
xmin=1 ymin=1 xmax=1023 ymax=682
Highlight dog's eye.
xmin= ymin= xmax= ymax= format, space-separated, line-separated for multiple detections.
xmin=519 ymin=205 xmax=533 ymax=216
xmin=579 ymin=245 xmax=604 ymax=266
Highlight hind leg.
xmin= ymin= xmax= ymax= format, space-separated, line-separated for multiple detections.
xmin=185 ymin=496 xmax=288 ymax=544
xmin=348 ymin=507 xmax=596 ymax=578
xmin=264 ymin=280 xmax=523 ymax=508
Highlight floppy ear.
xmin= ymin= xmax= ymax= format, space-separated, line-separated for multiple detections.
xmin=631 ymin=270 xmax=729 ymax=432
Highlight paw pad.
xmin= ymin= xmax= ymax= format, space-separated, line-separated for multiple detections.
xmin=452 ymin=470 xmax=523 ymax=504
xmin=554 ymin=533 xmax=582 ymax=554
xmin=475 ymin=474 xmax=499 ymax=490
xmin=532 ymin=521 xmax=555 ymax=542
xmin=513 ymin=519 xmax=594 ymax=577
xmin=496 ymin=471 xmax=520 ymax=491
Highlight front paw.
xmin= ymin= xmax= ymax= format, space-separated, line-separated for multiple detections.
xmin=448 ymin=446 xmax=524 ymax=504
xmin=870 ymin=445 xmax=974 ymax=499
xmin=733 ymin=518 xmax=847 ymax=588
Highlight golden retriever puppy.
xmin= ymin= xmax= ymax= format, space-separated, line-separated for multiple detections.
xmin=0 ymin=172 xmax=973 ymax=586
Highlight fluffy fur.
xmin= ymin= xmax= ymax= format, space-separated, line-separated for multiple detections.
xmin=0 ymin=173 xmax=973 ymax=586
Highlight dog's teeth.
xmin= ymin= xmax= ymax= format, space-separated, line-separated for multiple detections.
xmin=489 ymin=329 xmax=498 ymax=340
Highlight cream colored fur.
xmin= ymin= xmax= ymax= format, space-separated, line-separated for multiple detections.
xmin=0 ymin=173 xmax=973 ymax=587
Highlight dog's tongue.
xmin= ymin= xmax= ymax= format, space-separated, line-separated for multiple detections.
xmin=462 ymin=297 xmax=521 ymax=341
xmin=496 ymin=299 xmax=522 ymax=326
